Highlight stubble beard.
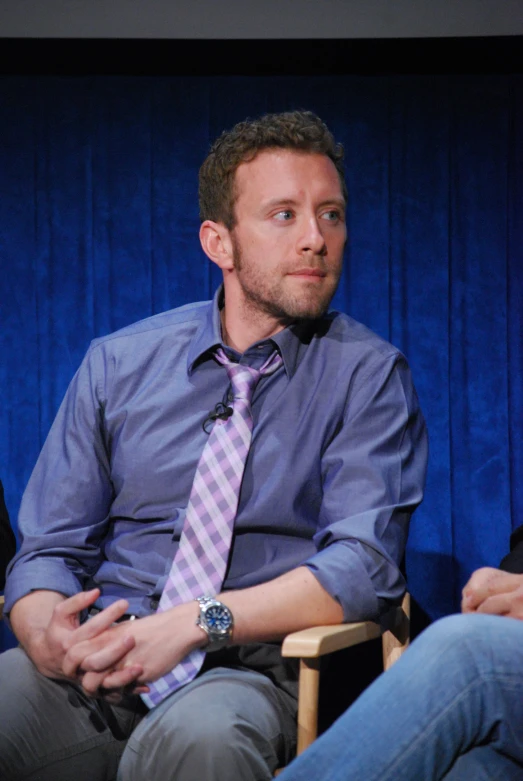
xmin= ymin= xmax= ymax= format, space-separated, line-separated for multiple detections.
xmin=231 ymin=234 xmax=340 ymax=324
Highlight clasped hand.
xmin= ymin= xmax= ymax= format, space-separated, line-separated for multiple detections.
xmin=462 ymin=567 xmax=523 ymax=619
xmin=40 ymin=589 xmax=201 ymax=702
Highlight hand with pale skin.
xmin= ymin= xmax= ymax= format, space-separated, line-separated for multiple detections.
xmin=461 ymin=566 xmax=523 ymax=619
xmin=10 ymin=588 xmax=148 ymax=702
xmin=80 ymin=599 xmax=207 ymax=691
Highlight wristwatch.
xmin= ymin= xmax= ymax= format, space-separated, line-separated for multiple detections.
xmin=195 ymin=596 xmax=234 ymax=651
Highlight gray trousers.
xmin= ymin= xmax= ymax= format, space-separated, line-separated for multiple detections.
xmin=0 ymin=646 xmax=298 ymax=781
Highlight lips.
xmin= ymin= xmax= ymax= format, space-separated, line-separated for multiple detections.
xmin=288 ymin=268 xmax=326 ymax=277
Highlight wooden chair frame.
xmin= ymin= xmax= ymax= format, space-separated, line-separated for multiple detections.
xmin=280 ymin=592 xmax=410 ymax=756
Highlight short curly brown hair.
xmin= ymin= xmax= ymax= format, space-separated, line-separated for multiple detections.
xmin=198 ymin=110 xmax=347 ymax=229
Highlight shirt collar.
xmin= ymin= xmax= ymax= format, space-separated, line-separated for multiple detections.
xmin=187 ymin=284 xmax=326 ymax=379
xmin=187 ymin=286 xmax=223 ymax=374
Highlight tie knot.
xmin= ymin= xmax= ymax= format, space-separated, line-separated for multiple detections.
xmin=215 ymin=347 xmax=283 ymax=405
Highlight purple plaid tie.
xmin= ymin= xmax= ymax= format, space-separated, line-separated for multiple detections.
xmin=142 ymin=346 xmax=283 ymax=708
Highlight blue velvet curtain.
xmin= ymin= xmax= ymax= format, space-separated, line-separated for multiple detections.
xmin=1 ymin=74 xmax=522 ymax=650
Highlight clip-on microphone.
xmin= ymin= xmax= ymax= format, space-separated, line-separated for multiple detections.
xmin=202 ymin=401 xmax=234 ymax=433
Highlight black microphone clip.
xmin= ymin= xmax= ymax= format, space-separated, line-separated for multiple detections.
xmin=211 ymin=402 xmax=233 ymax=422
xmin=202 ymin=401 xmax=234 ymax=433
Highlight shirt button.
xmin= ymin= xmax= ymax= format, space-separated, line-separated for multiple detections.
xmin=150 ymin=597 xmax=159 ymax=610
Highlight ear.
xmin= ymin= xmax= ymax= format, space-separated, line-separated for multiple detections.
xmin=199 ymin=220 xmax=234 ymax=271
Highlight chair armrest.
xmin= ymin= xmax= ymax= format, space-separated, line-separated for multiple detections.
xmin=278 ymin=596 xmax=410 ymax=760
xmin=281 ymin=620 xmax=381 ymax=659
xmin=0 ymin=594 xmax=4 ymax=621
xmin=279 ymin=620 xmax=382 ymax=757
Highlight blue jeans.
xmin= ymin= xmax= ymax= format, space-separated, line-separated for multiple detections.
xmin=279 ymin=614 xmax=523 ymax=781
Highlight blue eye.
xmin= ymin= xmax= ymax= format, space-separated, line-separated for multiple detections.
xmin=322 ymin=210 xmax=341 ymax=222
xmin=274 ymin=210 xmax=293 ymax=221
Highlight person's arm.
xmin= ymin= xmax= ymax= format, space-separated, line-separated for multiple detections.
xmin=4 ymin=345 xmax=113 ymax=617
xmin=3 ymin=347 xmax=146 ymax=697
xmin=84 ymin=353 xmax=427 ymax=687
xmin=81 ymin=566 xmax=341 ymax=688
xmin=10 ymin=587 xmax=148 ymax=700
xmin=301 ymin=352 xmax=428 ymax=622
xmin=219 ymin=566 xmax=342 ymax=642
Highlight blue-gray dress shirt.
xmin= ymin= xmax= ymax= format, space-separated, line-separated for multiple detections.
xmin=6 ymin=289 xmax=428 ymax=622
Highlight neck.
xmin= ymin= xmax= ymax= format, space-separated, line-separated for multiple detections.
xmin=220 ymin=304 xmax=286 ymax=353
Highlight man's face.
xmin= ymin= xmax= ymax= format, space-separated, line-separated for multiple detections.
xmin=228 ymin=149 xmax=346 ymax=323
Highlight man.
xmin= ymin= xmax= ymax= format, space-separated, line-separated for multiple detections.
xmin=0 ymin=110 xmax=427 ymax=781
xmin=278 ymin=532 xmax=523 ymax=781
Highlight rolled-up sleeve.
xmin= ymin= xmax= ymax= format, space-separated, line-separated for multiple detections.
xmin=304 ymin=353 xmax=428 ymax=622
xmin=4 ymin=344 xmax=112 ymax=614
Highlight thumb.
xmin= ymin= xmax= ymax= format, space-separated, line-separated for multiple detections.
xmin=53 ymin=589 xmax=101 ymax=627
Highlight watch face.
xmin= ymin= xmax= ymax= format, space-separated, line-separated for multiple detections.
xmin=205 ymin=603 xmax=232 ymax=632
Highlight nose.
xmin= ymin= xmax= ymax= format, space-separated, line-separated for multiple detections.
xmin=297 ymin=217 xmax=327 ymax=256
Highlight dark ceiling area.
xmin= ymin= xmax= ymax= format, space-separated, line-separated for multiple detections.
xmin=0 ymin=36 xmax=522 ymax=76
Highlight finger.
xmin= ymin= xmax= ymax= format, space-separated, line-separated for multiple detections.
xmin=462 ymin=567 xmax=501 ymax=597
xmin=475 ymin=593 xmax=511 ymax=616
xmin=82 ymin=664 xmax=143 ymax=697
xmin=80 ymin=670 xmax=107 ymax=697
xmin=63 ymin=633 xmax=135 ymax=678
xmin=78 ymin=634 xmax=136 ymax=673
xmin=462 ymin=573 xmax=520 ymax=611
xmin=462 ymin=566 xmax=507 ymax=596
xmin=52 ymin=589 xmax=101 ymax=626
xmin=71 ymin=599 xmax=130 ymax=643
xmin=462 ymin=567 xmax=500 ymax=594
xmin=462 ymin=588 xmax=485 ymax=612
xmin=98 ymin=664 xmax=144 ymax=690
xmin=100 ymin=681 xmax=150 ymax=704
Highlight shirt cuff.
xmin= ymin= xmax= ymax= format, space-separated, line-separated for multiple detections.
xmin=304 ymin=545 xmax=381 ymax=622
xmin=4 ymin=559 xmax=82 ymax=617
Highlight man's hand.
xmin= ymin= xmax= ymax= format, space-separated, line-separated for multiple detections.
xmin=462 ymin=567 xmax=523 ymax=619
xmin=36 ymin=589 xmax=134 ymax=679
xmin=11 ymin=589 xmax=145 ymax=699
xmin=80 ymin=600 xmax=206 ymax=690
